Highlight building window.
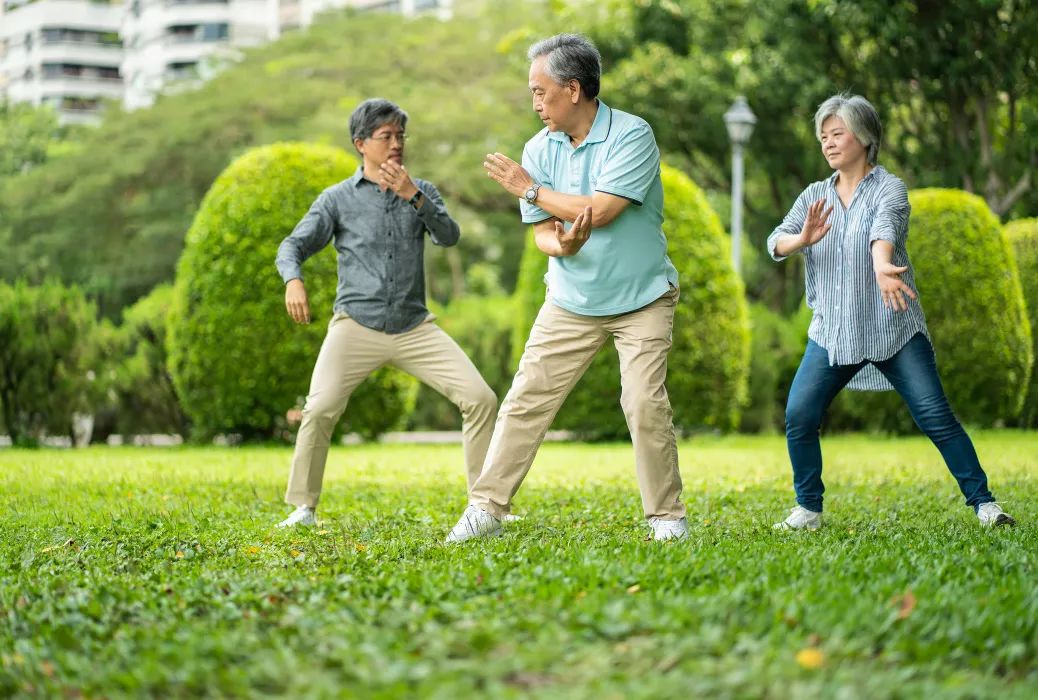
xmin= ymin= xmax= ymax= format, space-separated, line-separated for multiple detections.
xmin=199 ymin=23 xmax=230 ymax=41
xmin=166 ymin=61 xmax=198 ymax=79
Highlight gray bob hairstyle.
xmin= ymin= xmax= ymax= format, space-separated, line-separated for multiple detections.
xmin=814 ymin=93 xmax=883 ymax=165
xmin=527 ymin=33 xmax=602 ymax=100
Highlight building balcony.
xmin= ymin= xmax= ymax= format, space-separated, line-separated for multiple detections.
xmin=36 ymin=42 xmax=123 ymax=66
xmin=39 ymin=76 xmax=123 ymax=99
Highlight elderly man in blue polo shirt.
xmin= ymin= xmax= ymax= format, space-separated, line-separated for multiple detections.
xmin=446 ymin=34 xmax=689 ymax=543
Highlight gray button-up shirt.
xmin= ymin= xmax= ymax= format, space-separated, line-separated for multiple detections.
xmin=767 ymin=166 xmax=929 ymax=391
xmin=275 ymin=167 xmax=460 ymax=334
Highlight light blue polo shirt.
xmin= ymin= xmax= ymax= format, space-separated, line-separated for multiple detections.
xmin=520 ymin=100 xmax=678 ymax=316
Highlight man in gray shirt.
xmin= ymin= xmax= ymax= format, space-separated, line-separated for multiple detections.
xmin=273 ymin=98 xmax=497 ymax=528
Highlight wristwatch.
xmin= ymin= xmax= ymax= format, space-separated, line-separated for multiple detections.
xmin=408 ymin=191 xmax=422 ymax=207
xmin=523 ymin=183 xmax=541 ymax=204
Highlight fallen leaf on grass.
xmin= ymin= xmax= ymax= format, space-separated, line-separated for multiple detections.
xmin=893 ymin=590 xmax=917 ymax=620
xmin=796 ymin=647 xmax=825 ymax=670
xmin=626 ymin=584 xmax=641 ymax=594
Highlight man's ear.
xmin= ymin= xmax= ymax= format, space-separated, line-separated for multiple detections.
xmin=353 ymin=137 xmax=366 ymax=155
xmin=569 ymin=80 xmax=581 ymax=104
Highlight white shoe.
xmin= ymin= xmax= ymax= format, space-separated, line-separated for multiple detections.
xmin=649 ymin=516 xmax=689 ymax=541
xmin=774 ymin=505 xmax=823 ymax=531
xmin=276 ymin=505 xmax=317 ymax=528
xmin=445 ymin=505 xmax=502 ymax=543
xmin=977 ymin=502 xmax=1016 ymax=527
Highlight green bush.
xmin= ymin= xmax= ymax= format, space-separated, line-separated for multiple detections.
xmin=0 ymin=280 xmax=99 ymax=445
xmin=167 ymin=143 xmax=416 ymax=441
xmin=511 ymin=164 xmax=750 ymax=439
xmin=827 ymin=189 xmax=1033 ymax=432
xmin=741 ymin=303 xmax=811 ymax=434
xmin=1005 ymin=218 xmax=1038 ymax=428
xmin=92 ymin=284 xmax=188 ymax=439
xmin=407 ymin=295 xmax=513 ymax=430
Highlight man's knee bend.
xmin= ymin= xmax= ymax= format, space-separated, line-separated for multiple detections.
xmin=301 ymin=396 xmax=348 ymax=424
xmin=621 ymin=393 xmax=670 ymax=427
xmin=460 ymin=384 xmax=498 ymax=416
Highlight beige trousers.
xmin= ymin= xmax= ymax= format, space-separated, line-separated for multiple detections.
xmin=469 ymin=287 xmax=686 ymax=521
xmin=285 ymin=313 xmax=497 ymax=507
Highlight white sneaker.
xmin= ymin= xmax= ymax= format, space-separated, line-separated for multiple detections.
xmin=445 ymin=505 xmax=502 ymax=543
xmin=977 ymin=502 xmax=1016 ymax=527
xmin=276 ymin=505 xmax=317 ymax=528
xmin=774 ymin=505 xmax=823 ymax=531
xmin=649 ymin=516 xmax=689 ymax=541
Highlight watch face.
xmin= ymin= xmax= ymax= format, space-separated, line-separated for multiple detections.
xmin=525 ymin=188 xmax=536 ymax=202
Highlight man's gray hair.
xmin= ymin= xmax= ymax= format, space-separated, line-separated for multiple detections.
xmin=349 ymin=98 xmax=408 ymax=142
xmin=527 ymin=33 xmax=601 ymax=99
xmin=814 ymin=93 xmax=883 ymax=165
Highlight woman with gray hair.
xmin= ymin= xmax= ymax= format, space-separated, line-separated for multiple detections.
xmin=766 ymin=93 xmax=1015 ymax=530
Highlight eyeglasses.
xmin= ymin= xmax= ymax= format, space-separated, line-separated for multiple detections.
xmin=368 ymin=132 xmax=408 ymax=144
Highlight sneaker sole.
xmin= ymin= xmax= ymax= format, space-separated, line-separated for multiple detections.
xmin=993 ymin=513 xmax=1016 ymax=527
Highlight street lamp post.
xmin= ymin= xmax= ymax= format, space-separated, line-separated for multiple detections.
xmin=723 ymin=96 xmax=757 ymax=276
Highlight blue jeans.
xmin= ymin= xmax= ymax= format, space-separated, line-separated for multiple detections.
xmin=785 ymin=332 xmax=994 ymax=512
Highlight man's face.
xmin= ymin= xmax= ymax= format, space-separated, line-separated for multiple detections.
xmin=356 ymin=121 xmax=406 ymax=168
xmin=529 ymin=56 xmax=576 ymax=132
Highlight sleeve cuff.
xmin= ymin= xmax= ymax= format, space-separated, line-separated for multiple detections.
xmin=595 ymin=186 xmax=644 ymax=206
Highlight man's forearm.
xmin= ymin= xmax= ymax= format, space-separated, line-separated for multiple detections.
xmin=534 ymin=188 xmax=626 ymax=228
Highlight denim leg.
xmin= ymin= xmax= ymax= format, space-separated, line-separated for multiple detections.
xmin=785 ymin=340 xmax=863 ymax=512
xmin=874 ymin=333 xmax=994 ymax=509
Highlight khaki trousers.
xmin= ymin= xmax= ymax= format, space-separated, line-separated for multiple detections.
xmin=469 ymin=287 xmax=686 ymax=521
xmin=285 ymin=313 xmax=497 ymax=507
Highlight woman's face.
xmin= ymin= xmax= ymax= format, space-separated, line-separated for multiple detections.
xmin=820 ymin=115 xmax=868 ymax=170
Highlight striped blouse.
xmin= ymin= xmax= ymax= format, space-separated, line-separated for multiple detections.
xmin=767 ymin=165 xmax=929 ymax=391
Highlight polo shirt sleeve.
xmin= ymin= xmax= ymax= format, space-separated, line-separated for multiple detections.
xmin=593 ymin=122 xmax=659 ymax=206
xmin=520 ymin=139 xmax=554 ymax=224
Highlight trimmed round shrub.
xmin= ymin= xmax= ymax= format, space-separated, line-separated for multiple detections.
xmin=1005 ymin=218 xmax=1038 ymax=427
xmin=168 ymin=142 xmax=416 ymax=441
xmin=511 ymin=164 xmax=750 ymax=439
xmin=828 ymin=189 xmax=1032 ymax=432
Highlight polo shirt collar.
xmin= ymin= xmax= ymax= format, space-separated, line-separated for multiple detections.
xmin=548 ymin=99 xmax=612 ymax=145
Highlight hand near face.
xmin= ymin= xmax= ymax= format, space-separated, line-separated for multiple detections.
xmin=484 ymin=152 xmax=534 ymax=198
xmin=378 ymin=160 xmax=419 ymax=201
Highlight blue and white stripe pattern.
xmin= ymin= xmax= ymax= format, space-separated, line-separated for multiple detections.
xmin=767 ymin=166 xmax=929 ymax=391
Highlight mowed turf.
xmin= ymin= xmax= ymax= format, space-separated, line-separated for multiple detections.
xmin=2 ymin=431 xmax=1036 ymax=698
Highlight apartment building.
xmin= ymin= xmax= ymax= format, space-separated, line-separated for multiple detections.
xmin=0 ymin=0 xmax=124 ymax=124
xmin=1 ymin=0 xmax=451 ymax=119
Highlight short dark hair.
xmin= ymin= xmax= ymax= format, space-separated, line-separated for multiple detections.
xmin=349 ymin=98 xmax=408 ymax=142
xmin=527 ymin=34 xmax=601 ymax=100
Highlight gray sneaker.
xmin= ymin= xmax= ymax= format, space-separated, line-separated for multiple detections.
xmin=977 ymin=502 xmax=1016 ymax=527
xmin=774 ymin=505 xmax=823 ymax=531
xmin=445 ymin=505 xmax=503 ymax=543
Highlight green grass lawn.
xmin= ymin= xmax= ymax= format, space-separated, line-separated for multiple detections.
xmin=2 ymin=431 xmax=1036 ymax=698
